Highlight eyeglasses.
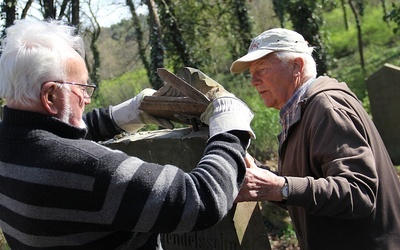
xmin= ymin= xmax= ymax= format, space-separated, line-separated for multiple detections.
xmin=54 ymin=81 xmax=97 ymax=98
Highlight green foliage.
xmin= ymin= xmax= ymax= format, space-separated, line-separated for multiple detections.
xmin=384 ymin=3 xmax=400 ymax=33
xmin=213 ymin=73 xmax=280 ymax=161
xmin=327 ymin=3 xmax=398 ymax=59
xmin=327 ymin=3 xmax=400 ymax=102
xmin=157 ymin=0 xmax=213 ymax=71
xmin=86 ymin=0 xmax=400 ymax=160
xmin=85 ymin=68 xmax=152 ymax=112
xmin=154 ymin=0 xmax=253 ymax=76
xmin=272 ymin=0 xmax=331 ymax=75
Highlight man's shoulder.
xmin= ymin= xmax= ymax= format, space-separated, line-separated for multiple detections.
xmin=304 ymin=76 xmax=359 ymax=106
xmin=39 ymin=131 xmax=126 ymax=161
xmin=308 ymin=76 xmax=350 ymax=95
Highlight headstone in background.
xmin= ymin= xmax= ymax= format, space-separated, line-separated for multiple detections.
xmin=366 ymin=63 xmax=400 ymax=165
xmin=103 ymin=127 xmax=271 ymax=250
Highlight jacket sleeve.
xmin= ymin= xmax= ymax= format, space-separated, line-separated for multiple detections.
xmin=94 ymin=130 xmax=248 ymax=233
xmin=287 ymin=103 xmax=378 ymax=218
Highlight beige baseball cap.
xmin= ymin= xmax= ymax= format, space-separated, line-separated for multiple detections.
xmin=230 ymin=28 xmax=313 ymax=74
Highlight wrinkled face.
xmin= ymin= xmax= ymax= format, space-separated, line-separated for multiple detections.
xmin=249 ymin=53 xmax=297 ymax=110
xmin=58 ymin=55 xmax=91 ymax=128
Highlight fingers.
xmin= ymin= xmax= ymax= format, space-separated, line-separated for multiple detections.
xmin=245 ymin=152 xmax=264 ymax=169
xmin=244 ymin=153 xmax=256 ymax=168
xmin=138 ymin=88 xmax=157 ymax=101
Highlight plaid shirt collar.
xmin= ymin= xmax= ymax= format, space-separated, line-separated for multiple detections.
xmin=278 ymin=77 xmax=315 ymax=145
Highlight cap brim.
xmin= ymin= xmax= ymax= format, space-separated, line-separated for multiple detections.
xmin=230 ymin=49 xmax=274 ymax=74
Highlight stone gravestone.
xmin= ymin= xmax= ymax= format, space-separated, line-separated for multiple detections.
xmin=103 ymin=127 xmax=271 ymax=250
xmin=366 ymin=63 xmax=400 ymax=165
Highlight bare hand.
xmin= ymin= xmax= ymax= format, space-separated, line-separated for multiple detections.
xmin=236 ymin=153 xmax=286 ymax=202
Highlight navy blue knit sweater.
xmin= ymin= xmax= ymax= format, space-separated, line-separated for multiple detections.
xmin=0 ymin=106 xmax=248 ymax=249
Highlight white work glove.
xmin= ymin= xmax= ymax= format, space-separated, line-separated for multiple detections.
xmin=200 ymin=96 xmax=255 ymax=139
xmin=111 ymin=88 xmax=174 ymax=133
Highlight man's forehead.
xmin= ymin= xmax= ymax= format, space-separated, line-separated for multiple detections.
xmin=250 ymin=56 xmax=272 ymax=69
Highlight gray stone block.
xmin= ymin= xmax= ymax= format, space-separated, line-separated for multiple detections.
xmin=366 ymin=63 xmax=400 ymax=165
xmin=103 ymin=127 xmax=271 ymax=249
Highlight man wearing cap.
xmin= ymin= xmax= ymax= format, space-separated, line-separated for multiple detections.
xmin=233 ymin=28 xmax=400 ymax=249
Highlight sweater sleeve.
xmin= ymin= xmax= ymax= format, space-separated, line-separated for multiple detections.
xmin=83 ymin=106 xmax=124 ymax=141
xmin=287 ymin=105 xmax=378 ymax=218
xmin=94 ymin=131 xmax=248 ymax=233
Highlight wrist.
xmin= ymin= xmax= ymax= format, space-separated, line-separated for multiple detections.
xmin=207 ymin=96 xmax=255 ymax=139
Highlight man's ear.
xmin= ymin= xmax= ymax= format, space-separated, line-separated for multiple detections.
xmin=292 ymin=57 xmax=305 ymax=77
xmin=40 ymin=82 xmax=59 ymax=115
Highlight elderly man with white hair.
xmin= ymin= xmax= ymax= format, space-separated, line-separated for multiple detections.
xmin=0 ymin=19 xmax=254 ymax=249
xmin=233 ymin=28 xmax=400 ymax=250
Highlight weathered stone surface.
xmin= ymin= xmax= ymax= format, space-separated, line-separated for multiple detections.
xmin=103 ymin=128 xmax=208 ymax=169
xmin=103 ymin=127 xmax=271 ymax=249
xmin=366 ymin=63 xmax=400 ymax=165
xmin=161 ymin=202 xmax=270 ymax=250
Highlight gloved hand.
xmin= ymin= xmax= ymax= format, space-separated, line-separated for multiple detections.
xmin=111 ymin=88 xmax=174 ymax=133
xmin=176 ymin=66 xmax=235 ymax=100
xmin=200 ymin=96 xmax=255 ymax=139
xmin=207 ymin=85 xmax=235 ymax=99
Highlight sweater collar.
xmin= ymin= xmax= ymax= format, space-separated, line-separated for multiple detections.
xmin=1 ymin=106 xmax=87 ymax=139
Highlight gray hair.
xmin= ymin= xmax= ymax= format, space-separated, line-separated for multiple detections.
xmin=274 ymin=51 xmax=318 ymax=79
xmin=0 ymin=19 xmax=85 ymax=106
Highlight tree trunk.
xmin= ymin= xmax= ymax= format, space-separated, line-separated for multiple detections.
xmin=86 ymin=2 xmax=101 ymax=94
xmin=126 ymin=0 xmax=154 ymax=87
xmin=158 ymin=0 xmax=191 ymax=70
xmin=286 ymin=1 xmax=329 ymax=75
xmin=2 ymin=0 xmax=17 ymax=35
xmin=21 ymin=0 xmax=34 ymax=19
xmin=146 ymin=0 xmax=164 ymax=89
xmin=340 ymin=0 xmax=349 ymax=30
xmin=71 ymin=0 xmax=79 ymax=28
xmin=231 ymin=0 xmax=253 ymax=60
xmin=43 ymin=0 xmax=56 ymax=19
xmin=348 ymin=0 xmax=365 ymax=74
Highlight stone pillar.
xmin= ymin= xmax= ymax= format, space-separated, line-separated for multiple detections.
xmin=366 ymin=63 xmax=400 ymax=165
xmin=103 ymin=127 xmax=271 ymax=249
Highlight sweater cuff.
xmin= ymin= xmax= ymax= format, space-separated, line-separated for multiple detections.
xmin=285 ymin=176 xmax=313 ymax=207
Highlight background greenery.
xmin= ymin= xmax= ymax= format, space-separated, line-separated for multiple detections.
xmin=87 ymin=0 xmax=400 ymax=162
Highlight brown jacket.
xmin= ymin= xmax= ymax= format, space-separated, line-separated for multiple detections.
xmin=281 ymin=76 xmax=400 ymax=249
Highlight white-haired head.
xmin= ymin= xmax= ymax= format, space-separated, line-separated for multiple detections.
xmin=0 ymin=19 xmax=85 ymax=107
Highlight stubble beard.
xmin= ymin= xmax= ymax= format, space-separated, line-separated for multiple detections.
xmin=59 ymin=91 xmax=87 ymax=129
